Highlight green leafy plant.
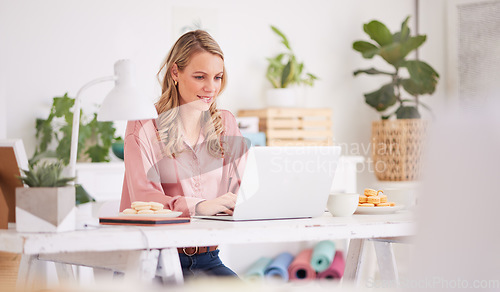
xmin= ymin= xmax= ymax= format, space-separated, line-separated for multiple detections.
xmin=33 ymin=93 xmax=116 ymax=165
xmin=266 ymin=25 xmax=318 ymax=88
xmin=352 ymin=16 xmax=440 ymax=119
xmin=18 ymin=160 xmax=75 ymax=187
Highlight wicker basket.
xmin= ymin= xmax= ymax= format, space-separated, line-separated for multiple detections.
xmin=371 ymin=119 xmax=428 ymax=181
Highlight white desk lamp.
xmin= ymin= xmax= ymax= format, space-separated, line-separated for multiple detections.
xmin=68 ymin=59 xmax=158 ymax=180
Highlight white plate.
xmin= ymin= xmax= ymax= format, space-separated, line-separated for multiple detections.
xmin=355 ymin=205 xmax=404 ymax=215
xmin=118 ymin=211 xmax=182 ymax=218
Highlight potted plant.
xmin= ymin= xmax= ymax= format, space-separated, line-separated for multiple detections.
xmin=266 ymin=25 xmax=318 ymax=107
xmin=16 ymin=160 xmax=77 ymax=232
xmin=352 ymin=16 xmax=439 ymax=181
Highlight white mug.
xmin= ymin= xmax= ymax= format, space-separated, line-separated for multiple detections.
xmin=327 ymin=193 xmax=359 ymax=217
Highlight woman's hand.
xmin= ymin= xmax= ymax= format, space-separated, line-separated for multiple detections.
xmin=195 ymin=192 xmax=237 ymax=216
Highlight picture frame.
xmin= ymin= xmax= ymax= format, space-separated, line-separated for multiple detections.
xmin=0 ymin=139 xmax=28 ymax=228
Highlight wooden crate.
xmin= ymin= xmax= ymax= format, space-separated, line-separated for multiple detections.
xmin=238 ymin=108 xmax=333 ymax=146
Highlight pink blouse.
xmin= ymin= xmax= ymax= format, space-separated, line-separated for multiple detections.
xmin=119 ymin=110 xmax=248 ymax=217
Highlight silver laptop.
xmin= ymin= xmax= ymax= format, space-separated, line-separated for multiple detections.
xmin=194 ymin=146 xmax=341 ymax=221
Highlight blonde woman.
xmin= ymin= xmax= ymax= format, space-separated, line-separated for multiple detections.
xmin=120 ymin=30 xmax=247 ymax=277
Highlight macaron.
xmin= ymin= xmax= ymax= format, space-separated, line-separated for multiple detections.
xmin=149 ymin=201 xmax=164 ymax=211
xmin=131 ymin=201 xmax=152 ymax=211
xmin=358 ymin=203 xmax=375 ymax=207
xmin=364 ymin=188 xmax=378 ymax=197
xmin=367 ymin=196 xmax=381 ymax=204
xmin=122 ymin=208 xmax=137 ymax=214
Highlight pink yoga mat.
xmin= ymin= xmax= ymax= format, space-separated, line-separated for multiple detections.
xmin=288 ymin=249 xmax=317 ymax=281
xmin=317 ymin=251 xmax=345 ymax=280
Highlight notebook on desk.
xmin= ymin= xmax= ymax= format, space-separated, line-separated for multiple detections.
xmin=194 ymin=146 xmax=341 ymax=221
xmin=99 ymin=216 xmax=190 ymax=226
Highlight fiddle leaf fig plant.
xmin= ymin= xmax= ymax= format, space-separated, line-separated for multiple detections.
xmin=352 ymin=16 xmax=439 ymax=119
xmin=266 ymin=25 xmax=318 ymax=88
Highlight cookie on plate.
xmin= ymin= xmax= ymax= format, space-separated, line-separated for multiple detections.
xmin=358 ymin=203 xmax=375 ymax=207
xmin=131 ymin=201 xmax=151 ymax=210
xmin=149 ymin=201 xmax=164 ymax=211
xmin=364 ymin=188 xmax=378 ymax=197
xmin=367 ymin=196 xmax=381 ymax=204
xmin=122 ymin=208 xmax=137 ymax=214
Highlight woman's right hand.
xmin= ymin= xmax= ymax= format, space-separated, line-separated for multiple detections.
xmin=195 ymin=192 xmax=237 ymax=216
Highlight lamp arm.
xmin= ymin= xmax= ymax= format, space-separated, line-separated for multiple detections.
xmin=68 ymin=76 xmax=117 ymax=182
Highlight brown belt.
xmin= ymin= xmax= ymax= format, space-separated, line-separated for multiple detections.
xmin=178 ymin=246 xmax=218 ymax=256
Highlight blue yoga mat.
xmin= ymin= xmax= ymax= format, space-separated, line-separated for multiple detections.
xmin=244 ymin=257 xmax=272 ymax=280
xmin=264 ymin=252 xmax=294 ymax=281
xmin=310 ymin=240 xmax=336 ymax=272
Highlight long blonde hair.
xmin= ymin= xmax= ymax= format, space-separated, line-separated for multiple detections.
xmin=156 ymin=30 xmax=227 ymax=158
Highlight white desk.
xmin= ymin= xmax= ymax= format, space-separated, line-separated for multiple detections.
xmin=0 ymin=211 xmax=415 ymax=287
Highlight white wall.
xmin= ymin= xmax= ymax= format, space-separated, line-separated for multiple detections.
xmin=419 ymin=0 xmax=449 ymax=115
xmin=0 ymin=0 xmax=447 ymax=189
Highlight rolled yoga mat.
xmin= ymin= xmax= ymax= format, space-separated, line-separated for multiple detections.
xmin=264 ymin=252 xmax=294 ymax=282
xmin=287 ymin=248 xmax=316 ymax=281
xmin=310 ymin=240 xmax=336 ymax=272
xmin=317 ymin=251 xmax=345 ymax=280
xmin=244 ymin=257 xmax=273 ymax=280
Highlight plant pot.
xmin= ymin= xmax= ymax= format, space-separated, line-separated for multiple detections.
xmin=371 ymin=119 xmax=428 ymax=181
xmin=15 ymin=186 xmax=76 ymax=232
xmin=266 ymin=88 xmax=298 ymax=107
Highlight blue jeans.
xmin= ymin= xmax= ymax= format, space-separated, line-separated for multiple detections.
xmin=179 ymin=249 xmax=238 ymax=278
